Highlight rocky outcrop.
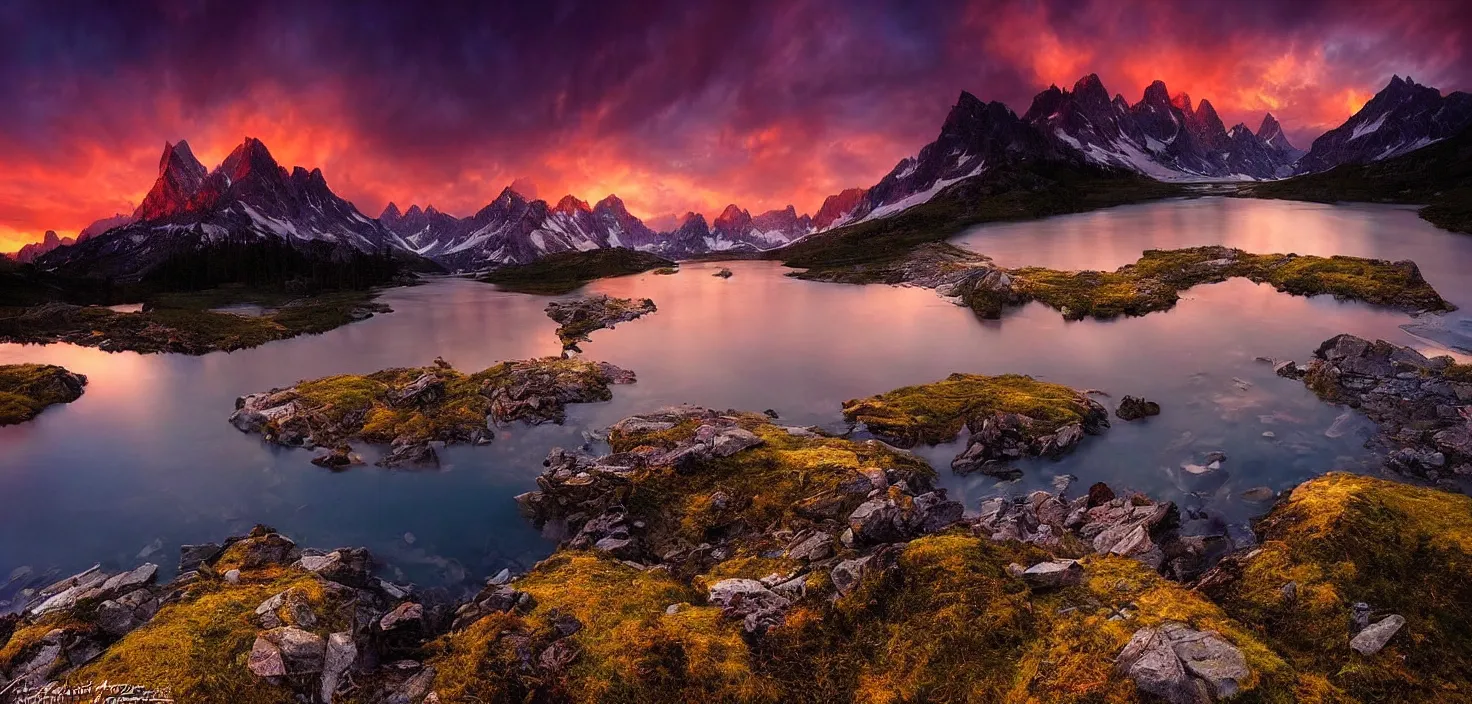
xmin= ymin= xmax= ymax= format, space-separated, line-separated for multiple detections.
xmin=809 ymin=244 xmax=1453 ymax=324
xmin=544 ymin=295 xmax=656 ymax=350
xmin=0 ymin=524 xmax=446 ymax=703
xmin=1116 ymin=395 xmax=1161 ymax=421
xmin=229 ymin=357 xmax=636 ymax=468
xmin=842 ymin=372 xmax=1109 ymax=475
xmin=1116 ymin=622 xmax=1250 ymax=704
xmin=0 ymin=364 xmax=87 ymax=426
xmin=1278 ymin=334 xmax=1472 ymax=481
xmin=514 ymin=406 xmax=962 ymax=575
xmin=971 ymin=482 xmax=1240 ymax=581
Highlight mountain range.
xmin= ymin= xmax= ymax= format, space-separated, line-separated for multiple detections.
xmin=21 ymin=74 xmax=1472 ymax=277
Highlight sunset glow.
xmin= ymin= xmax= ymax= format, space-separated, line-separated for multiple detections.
xmin=2 ymin=0 xmax=1468 ymax=253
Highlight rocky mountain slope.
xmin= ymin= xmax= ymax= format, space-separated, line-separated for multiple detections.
xmin=39 ymin=138 xmax=416 ymax=282
xmin=1295 ymin=75 xmax=1472 ymax=174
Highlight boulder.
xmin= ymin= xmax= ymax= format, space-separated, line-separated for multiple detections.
xmin=707 ymin=579 xmax=790 ymax=634
xmin=249 ymin=627 xmax=326 ymax=679
xmin=1350 ymin=614 xmax=1405 ymax=655
xmin=321 ymin=632 xmax=357 ymax=702
xmin=378 ymin=441 xmax=440 ymax=469
xmin=380 ymin=602 xmax=425 ymax=632
xmin=831 ymin=556 xmax=873 ymax=596
xmin=179 ymin=543 xmax=222 ymax=571
xmin=1020 ymin=560 xmax=1083 ymax=590
xmin=1117 ymin=621 xmax=1249 ymax=704
xmin=1117 ymin=396 xmax=1162 ymax=421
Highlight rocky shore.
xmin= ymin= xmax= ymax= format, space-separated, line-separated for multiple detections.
xmin=0 ymin=364 xmax=87 ymax=426
xmin=0 ymin=291 xmax=391 ymax=355
xmin=229 ymin=357 xmax=636 ymax=468
xmin=544 ymin=295 xmax=657 ymax=350
xmin=840 ymin=372 xmax=1110 ymax=475
xmin=4 ymin=395 xmax=1469 ymax=702
xmin=1276 ymin=333 xmax=1472 ymax=483
xmin=802 ymin=243 xmax=1454 ymax=322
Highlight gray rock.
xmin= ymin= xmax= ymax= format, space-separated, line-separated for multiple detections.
xmin=1350 ymin=614 xmax=1405 ymax=655
xmin=785 ymin=532 xmax=834 ymax=562
xmin=711 ymin=428 xmax=764 ymax=457
xmin=830 ymin=556 xmax=873 ymax=596
xmin=847 ymin=498 xmax=903 ymax=545
xmin=321 ymin=632 xmax=357 ymax=703
xmin=99 ymin=563 xmax=158 ymax=595
xmin=380 ymin=602 xmax=425 ymax=631
xmin=179 ymin=543 xmax=222 ymax=571
xmin=1021 ymin=560 xmax=1083 ymax=590
xmin=1118 ymin=621 xmax=1249 ymax=704
xmin=249 ymin=627 xmax=325 ymax=678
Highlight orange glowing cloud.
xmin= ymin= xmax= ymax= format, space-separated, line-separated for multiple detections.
xmin=2 ymin=0 xmax=1469 ymax=253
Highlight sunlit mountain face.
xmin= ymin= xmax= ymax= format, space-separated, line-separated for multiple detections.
xmin=2 ymin=0 xmax=1471 ymax=253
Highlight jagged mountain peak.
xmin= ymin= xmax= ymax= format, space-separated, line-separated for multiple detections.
xmin=133 ymin=139 xmax=209 ymax=221
xmin=1141 ymin=80 xmax=1172 ymax=106
xmin=1172 ymin=91 xmax=1193 ymax=113
xmin=594 ymin=194 xmax=628 ymax=212
xmin=555 ymin=195 xmax=591 ymax=214
xmin=381 ymin=202 xmax=403 ymax=220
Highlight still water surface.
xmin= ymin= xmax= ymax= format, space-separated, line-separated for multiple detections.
xmin=4 ymin=197 xmax=1471 ymax=593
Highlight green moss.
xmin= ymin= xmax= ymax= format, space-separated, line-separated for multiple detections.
xmin=0 ymin=363 xmax=86 ymax=425
xmin=483 ymin=248 xmax=676 ymax=295
xmin=430 ymin=552 xmax=776 ymax=703
xmin=840 ymin=373 xmax=1099 ymax=447
xmin=1198 ymin=473 xmax=1472 ymax=702
xmin=69 ymin=567 xmax=345 ymax=704
xmin=653 ymin=267 xmax=680 ymax=275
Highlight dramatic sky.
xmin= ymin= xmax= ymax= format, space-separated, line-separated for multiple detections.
xmin=3 ymin=0 xmax=1470 ymax=252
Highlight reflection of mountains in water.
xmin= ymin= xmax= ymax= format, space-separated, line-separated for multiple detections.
xmin=1401 ymin=315 xmax=1472 ymax=355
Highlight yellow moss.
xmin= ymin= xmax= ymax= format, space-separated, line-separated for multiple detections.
xmin=1199 ymin=473 xmax=1472 ymax=702
xmin=1001 ymin=247 xmax=1452 ymax=322
xmin=0 ymin=363 xmax=84 ymax=425
xmin=841 ymin=373 xmax=1097 ymax=447
xmin=696 ymin=556 xmax=802 ymax=590
xmin=624 ymin=418 xmax=934 ymax=554
xmin=292 ymin=374 xmax=389 ymax=423
xmin=69 ymin=571 xmax=340 ymax=704
xmin=429 ymin=552 xmax=777 ymax=703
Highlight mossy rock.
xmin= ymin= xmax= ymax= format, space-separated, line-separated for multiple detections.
xmin=840 ymin=373 xmax=1102 ymax=447
xmin=429 ymin=552 xmax=777 ymax=703
xmin=430 ymin=534 xmax=1303 ymax=703
xmin=607 ymin=411 xmax=937 ymax=559
xmin=0 ymin=363 xmax=86 ymax=425
xmin=67 ymin=567 xmax=351 ymax=703
xmin=1006 ymin=247 xmax=1452 ymax=321
xmin=1198 ymin=473 xmax=1472 ymax=702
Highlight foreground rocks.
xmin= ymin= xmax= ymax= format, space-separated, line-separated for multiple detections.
xmin=841 ymin=372 xmax=1109 ymax=473
xmin=0 ymin=364 xmax=87 ymax=426
xmin=1277 ymin=333 xmax=1472 ymax=481
xmin=971 ymin=481 xmax=1242 ymax=582
xmin=229 ymin=357 xmax=636 ymax=468
xmin=10 ymin=416 xmax=1472 ymax=701
xmin=818 ymin=243 xmax=1454 ymax=322
xmin=0 ymin=524 xmax=446 ymax=703
xmin=544 ymin=294 xmax=657 ymax=350
xmin=1197 ymin=473 xmax=1472 ymax=702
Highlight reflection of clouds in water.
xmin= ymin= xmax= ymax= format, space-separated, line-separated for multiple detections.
xmin=1 ymin=198 xmax=1467 ymax=586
